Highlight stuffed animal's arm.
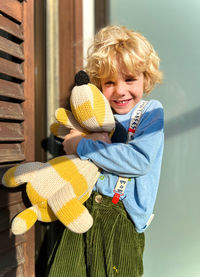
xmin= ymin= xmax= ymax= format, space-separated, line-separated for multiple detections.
xmin=50 ymin=122 xmax=69 ymax=139
xmin=50 ymin=108 xmax=88 ymax=139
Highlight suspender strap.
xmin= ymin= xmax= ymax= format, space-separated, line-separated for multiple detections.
xmin=112 ymin=100 xmax=148 ymax=204
xmin=127 ymin=100 xmax=148 ymax=142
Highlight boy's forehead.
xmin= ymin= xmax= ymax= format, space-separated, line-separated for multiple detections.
xmin=103 ymin=70 xmax=135 ymax=81
xmin=100 ymin=57 xmax=141 ymax=82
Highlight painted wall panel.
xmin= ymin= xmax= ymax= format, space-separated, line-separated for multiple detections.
xmin=110 ymin=1 xmax=200 ymax=276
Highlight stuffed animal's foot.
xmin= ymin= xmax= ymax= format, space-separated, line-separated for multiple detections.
xmin=48 ymin=185 xmax=93 ymax=233
xmin=2 ymin=162 xmax=43 ymax=188
xmin=67 ymin=207 xmax=93 ymax=233
xmin=11 ymin=206 xmax=39 ymax=235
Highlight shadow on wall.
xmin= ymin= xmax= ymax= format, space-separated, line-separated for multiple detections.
xmin=165 ymin=106 xmax=200 ymax=139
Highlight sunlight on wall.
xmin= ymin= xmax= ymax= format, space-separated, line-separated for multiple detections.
xmin=110 ymin=1 xmax=200 ymax=276
xmin=46 ymin=0 xmax=59 ymax=137
xmin=83 ymin=0 xmax=95 ymax=66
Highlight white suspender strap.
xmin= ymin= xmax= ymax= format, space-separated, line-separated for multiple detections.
xmin=127 ymin=100 xmax=148 ymax=142
xmin=112 ymin=100 xmax=148 ymax=204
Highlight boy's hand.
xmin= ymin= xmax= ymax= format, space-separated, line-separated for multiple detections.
xmin=85 ymin=132 xmax=111 ymax=144
xmin=62 ymin=129 xmax=83 ymax=155
xmin=62 ymin=130 xmax=111 ymax=155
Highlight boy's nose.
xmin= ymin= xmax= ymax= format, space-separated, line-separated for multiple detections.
xmin=115 ymin=83 xmax=125 ymax=96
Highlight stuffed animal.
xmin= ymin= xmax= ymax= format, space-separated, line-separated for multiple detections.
xmin=2 ymin=71 xmax=115 ymax=235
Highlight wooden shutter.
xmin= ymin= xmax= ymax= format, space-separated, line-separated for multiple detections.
xmin=0 ymin=1 xmax=35 ymax=277
xmin=95 ymin=0 xmax=109 ymax=32
xmin=59 ymin=0 xmax=83 ymax=108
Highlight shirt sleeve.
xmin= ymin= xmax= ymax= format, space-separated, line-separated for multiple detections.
xmin=77 ymin=100 xmax=164 ymax=177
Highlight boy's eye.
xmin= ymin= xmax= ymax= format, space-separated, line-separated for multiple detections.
xmin=104 ymin=81 xmax=114 ymax=85
xmin=125 ymin=77 xmax=136 ymax=82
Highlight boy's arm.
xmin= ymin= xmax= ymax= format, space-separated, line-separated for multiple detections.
xmin=62 ymin=130 xmax=111 ymax=156
xmin=77 ymin=101 xmax=164 ymax=177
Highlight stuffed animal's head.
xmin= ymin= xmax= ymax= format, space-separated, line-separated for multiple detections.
xmin=70 ymin=71 xmax=115 ymax=133
xmin=50 ymin=71 xmax=115 ymax=139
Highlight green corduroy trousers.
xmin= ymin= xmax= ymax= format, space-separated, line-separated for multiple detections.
xmin=46 ymin=192 xmax=145 ymax=277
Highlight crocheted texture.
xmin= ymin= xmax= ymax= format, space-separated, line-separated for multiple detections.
xmin=2 ymin=71 xmax=115 ymax=235
xmin=75 ymin=70 xmax=90 ymax=86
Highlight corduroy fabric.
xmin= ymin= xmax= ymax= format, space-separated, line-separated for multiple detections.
xmin=46 ymin=192 xmax=145 ymax=277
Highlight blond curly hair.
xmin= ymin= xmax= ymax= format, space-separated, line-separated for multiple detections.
xmin=85 ymin=25 xmax=162 ymax=94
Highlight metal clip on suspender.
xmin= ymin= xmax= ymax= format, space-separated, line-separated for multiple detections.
xmin=112 ymin=101 xmax=148 ymax=204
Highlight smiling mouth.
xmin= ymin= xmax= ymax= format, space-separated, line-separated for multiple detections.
xmin=113 ymin=99 xmax=132 ymax=105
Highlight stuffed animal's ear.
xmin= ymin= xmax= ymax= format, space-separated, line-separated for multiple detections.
xmin=75 ymin=70 xmax=90 ymax=86
xmin=55 ymin=108 xmax=85 ymax=133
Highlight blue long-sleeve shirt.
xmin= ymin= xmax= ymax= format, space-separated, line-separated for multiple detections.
xmin=77 ymin=99 xmax=164 ymax=233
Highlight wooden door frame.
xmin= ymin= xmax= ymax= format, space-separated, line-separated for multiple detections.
xmin=95 ymin=0 xmax=110 ymax=32
xmin=22 ymin=0 xmax=35 ymax=276
xmin=34 ymin=1 xmax=83 ymax=275
xmin=59 ymin=0 xmax=83 ymax=108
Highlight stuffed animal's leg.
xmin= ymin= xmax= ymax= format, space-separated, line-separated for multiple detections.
xmin=11 ymin=206 xmax=39 ymax=235
xmin=2 ymin=162 xmax=43 ymax=188
xmin=48 ymin=184 xmax=93 ymax=233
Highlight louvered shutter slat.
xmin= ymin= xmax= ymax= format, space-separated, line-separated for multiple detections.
xmin=0 ymin=245 xmax=25 ymax=276
xmin=0 ymin=1 xmax=35 ymax=276
xmin=0 ymin=58 xmax=24 ymax=80
xmin=0 ymin=228 xmax=25 ymax=260
xmin=0 ymin=122 xmax=24 ymax=142
xmin=0 ymin=144 xmax=25 ymax=163
xmin=0 ymin=36 xmax=24 ymax=60
xmin=0 ymin=0 xmax=23 ymax=23
xmin=0 ymin=101 xmax=24 ymax=121
xmin=0 ymin=188 xmax=24 ymax=209
xmin=0 ymin=15 xmax=24 ymax=40
xmin=0 ymin=79 xmax=24 ymax=100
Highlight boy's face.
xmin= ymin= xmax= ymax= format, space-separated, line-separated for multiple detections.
xmin=101 ymin=71 xmax=144 ymax=114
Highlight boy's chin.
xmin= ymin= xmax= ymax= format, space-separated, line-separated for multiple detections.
xmin=112 ymin=105 xmax=135 ymax=114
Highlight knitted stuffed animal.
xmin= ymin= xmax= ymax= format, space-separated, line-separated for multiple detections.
xmin=2 ymin=71 xmax=115 ymax=235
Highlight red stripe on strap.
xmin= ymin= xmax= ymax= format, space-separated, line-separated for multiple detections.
xmin=128 ymin=128 xmax=135 ymax=133
xmin=112 ymin=193 xmax=121 ymax=204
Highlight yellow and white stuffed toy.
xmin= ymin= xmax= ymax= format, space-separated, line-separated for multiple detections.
xmin=2 ymin=71 xmax=115 ymax=235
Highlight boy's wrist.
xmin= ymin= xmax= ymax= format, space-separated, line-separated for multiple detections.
xmin=76 ymin=138 xmax=87 ymax=158
xmin=62 ymin=130 xmax=84 ymax=155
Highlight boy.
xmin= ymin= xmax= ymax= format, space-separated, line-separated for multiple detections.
xmin=47 ymin=25 xmax=164 ymax=277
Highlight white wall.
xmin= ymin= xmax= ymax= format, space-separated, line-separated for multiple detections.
xmin=82 ymin=0 xmax=95 ymax=66
xmin=110 ymin=0 xmax=200 ymax=276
